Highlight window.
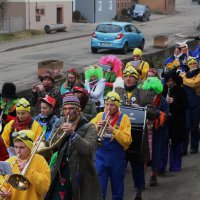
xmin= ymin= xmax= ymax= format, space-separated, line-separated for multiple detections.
xmin=109 ymin=0 xmax=112 ymax=10
xmin=36 ymin=15 xmax=40 ymax=22
xmin=98 ymin=1 xmax=102 ymax=11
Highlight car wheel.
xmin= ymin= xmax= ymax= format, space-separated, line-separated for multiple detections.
xmin=91 ymin=47 xmax=98 ymax=53
xmin=122 ymin=43 xmax=128 ymax=54
xmin=138 ymin=39 xmax=145 ymax=51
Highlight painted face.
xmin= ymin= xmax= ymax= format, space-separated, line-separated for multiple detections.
xmin=14 ymin=140 xmax=31 ymax=160
xmin=62 ymin=104 xmax=80 ymax=122
xmin=105 ymin=101 xmax=118 ymax=116
xmin=40 ymin=102 xmax=53 ymax=116
xmin=133 ymin=54 xmax=141 ymax=61
xmin=67 ymin=73 xmax=76 ymax=83
xmin=16 ymin=111 xmax=30 ymax=122
xmin=124 ymin=75 xmax=137 ymax=87
xmin=42 ymin=77 xmax=53 ymax=89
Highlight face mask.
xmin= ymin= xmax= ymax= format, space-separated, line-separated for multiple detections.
xmin=101 ymin=64 xmax=111 ymax=72
xmin=130 ymin=60 xmax=141 ymax=68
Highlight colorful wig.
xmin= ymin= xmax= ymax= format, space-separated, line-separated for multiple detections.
xmin=84 ymin=65 xmax=103 ymax=81
xmin=142 ymin=77 xmax=163 ymax=94
xmin=99 ymin=55 xmax=123 ymax=74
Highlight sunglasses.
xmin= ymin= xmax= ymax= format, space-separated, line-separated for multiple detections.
xmin=104 ymin=96 xmax=120 ymax=102
xmin=12 ymin=132 xmax=33 ymax=142
xmin=16 ymin=102 xmax=30 ymax=108
xmin=133 ymin=55 xmax=140 ymax=57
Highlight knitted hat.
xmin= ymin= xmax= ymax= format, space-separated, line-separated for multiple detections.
xmin=16 ymin=98 xmax=31 ymax=113
xmin=104 ymin=92 xmax=121 ymax=107
xmin=123 ymin=65 xmax=139 ymax=79
xmin=133 ymin=48 xmax=142 ymax=57
xmin=84 ymin=65 xmax=103 ymax=81
xmin=39 ymin=95 xmax=56 ymax=108
xmin=13 ymin=130 xmax=34 ymax=149
xmin=62 ymin=94 xmax=80 ymax=107
xmin=142 ymin=77 xmax=163 ymax=94
xmin=40 ymin=71 xmax=54 ymax=83
xmin=1 ymin=82 xmax=17 ymax=99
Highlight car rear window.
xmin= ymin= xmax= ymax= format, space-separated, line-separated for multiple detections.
xmin=134 ymin=5 xmax=145 ymax=11
xmin=96 ymin=24 xmax=122 ymax=33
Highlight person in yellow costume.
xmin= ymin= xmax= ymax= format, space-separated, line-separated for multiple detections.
xmin=91 ymin=92 xmax=132 ymax=200
xmin=126 ymin=48 xmax=150 ymax=80
xmin=2 ymin=98 xmax=43 ymax=148
xmin=0 ymin=130 xmax=50 ymax=200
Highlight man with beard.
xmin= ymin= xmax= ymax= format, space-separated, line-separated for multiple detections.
xmin=45 ymin=94 xmax=102 ymax=200
xmin=30 ymin=71 xmax=61 ymax=116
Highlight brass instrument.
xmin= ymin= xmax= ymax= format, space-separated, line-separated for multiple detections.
xmin=97 ymin=112 xmax=110 ymax=145
xmin=6 ymin=126 xmax=47 ymax=191
xmin=37 ymin=115 xmax=70 ymax=155
xmin=0 ymin=154 xmax=19 ymax=194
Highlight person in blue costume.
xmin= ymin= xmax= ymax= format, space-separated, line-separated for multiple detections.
xmin=34 ymin=95 xmax=59 ymax=141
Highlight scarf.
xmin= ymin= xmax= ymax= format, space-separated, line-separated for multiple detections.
xmin=13 ymin=115 xmax=32 ymax=131
xmin=186 ymin=68 xmax=200 ymax=78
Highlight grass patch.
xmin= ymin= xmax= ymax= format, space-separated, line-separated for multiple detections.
xmin=0 ymin=29 xmax=44 ymax=41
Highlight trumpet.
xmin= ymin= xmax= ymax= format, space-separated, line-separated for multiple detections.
xmin=6 ymin=126 xmax=47 ymax=191
xmin=97 ymin=112 xmax=110 ymax=145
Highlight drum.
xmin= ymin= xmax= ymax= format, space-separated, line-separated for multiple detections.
xmin=120 ymin=106 xmax=147 ymax=131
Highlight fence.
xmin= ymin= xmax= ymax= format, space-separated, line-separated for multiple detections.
xmin=0 ymin=16 xmax=25 ymax=33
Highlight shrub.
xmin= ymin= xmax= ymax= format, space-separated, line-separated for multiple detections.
xmin=73 ymin=10 xmax=81 ymax=22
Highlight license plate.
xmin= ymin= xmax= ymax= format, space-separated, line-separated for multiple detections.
xmin=101 ymin=42 xmax=112 ymax=47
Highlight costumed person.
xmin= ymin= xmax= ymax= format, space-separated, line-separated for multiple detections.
xmin=99 ymin=55 xmax=124 ymax=95
xmin=0 ymin=82 xmax=19 ymax=133
xmin=72 ymin=83 xmax=97 ymax=121
xmin=126 ymin=48 xmax=150 ymax=80
xmin=45 ymin=94 xmax=102 ymax=200
xmin=34 ymin=95 xmax=59 ymax=141
xmin=161 ymin=71 xmax=187 ymax=172
xmin=180 ymin=57 xmax=200 ymax=154
xmin=0 ymin=135 xmax=9 ymax=161
xmin=84 ymin=65 xmax=105 ymax=112
xmin=91 ymin=92 xmax=132 ymax=200
xmin=193 ymin=40 xmax=200 ymax=62
xmin=30 ymin=71 xmax=61 ymax=116
xmin=0 ymin=130 xmax=50 ymax=200
xmin=163 ymin=46 xmax=188 ymax=75
xmin=115 ymin=66 xmax=156 ymax=200
xmin=1 ymin=98 xmax=43 ymax=148
xmin=141 ymin=77 xmax=168 ymax=186
xmin=60 ymin=68 xmax=83 ymax=97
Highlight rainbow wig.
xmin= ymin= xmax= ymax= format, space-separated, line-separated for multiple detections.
xmin=142 ymin=77 xmax=163 ymax=94
xmin=84 ymin=65 xmax=103 ymax=81
xmin=99 ymin=55 xmax=123 ymax=74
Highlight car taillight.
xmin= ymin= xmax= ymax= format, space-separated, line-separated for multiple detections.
xmin=115 ymin=33 xmax=124 ymax=40
xmin=92 ymin=32 xmax=96 ymax=38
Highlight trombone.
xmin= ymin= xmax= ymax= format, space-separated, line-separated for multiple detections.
xmin=5 ymin=126 xmax=47 ymax=191
xmin=97 ymin=112 xmax=110 ymax=145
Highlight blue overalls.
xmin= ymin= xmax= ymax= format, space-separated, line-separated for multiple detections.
xmin=96 ymin=113 xmax=125 ymax=200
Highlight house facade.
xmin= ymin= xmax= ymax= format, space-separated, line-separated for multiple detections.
xmin=6 ymin=0 xmax=72 ymax=30
xmin=75 ymin=0 xmax=116 ymax=23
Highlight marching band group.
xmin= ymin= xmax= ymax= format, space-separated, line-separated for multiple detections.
xmin=0 ymin=40 xmax=200 ymax=200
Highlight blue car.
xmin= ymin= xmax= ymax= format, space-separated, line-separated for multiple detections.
xmin=91 ymin=22 xmax=145 ymax=54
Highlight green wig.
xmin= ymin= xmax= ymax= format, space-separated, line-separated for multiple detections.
xmin=84 ymin=64 xmax=103 ymax=81
xmin=142 ymin=77 xmax=163 ymax=94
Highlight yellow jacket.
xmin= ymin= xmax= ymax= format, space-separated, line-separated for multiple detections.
xmin=2 ymin=120 xmax=43 ymax=148
xmin=91 ymin=112 xmax=132 ymax=150
xmin=0 ymin=154 xmax=50 ymax=200
xmin=126 ymin=60 xmax=150 ymax=80
xmin=180 ymin=72 xmax=200 ymax=89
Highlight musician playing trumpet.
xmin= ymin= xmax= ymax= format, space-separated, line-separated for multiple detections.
xmin=91 ymin=92 xmax=132 ymax=200
xmin=0 ymin=130 xmax=50 ymax=200
xmin=45 ymin=94 xmax=102 ymax=200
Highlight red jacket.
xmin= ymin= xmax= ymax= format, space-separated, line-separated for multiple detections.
xmin=0 ymin=136 xmax=9 ymax=161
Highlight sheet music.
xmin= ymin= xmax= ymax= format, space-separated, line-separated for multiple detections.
xmin=0 ymin=161 xmax=13 ymax=175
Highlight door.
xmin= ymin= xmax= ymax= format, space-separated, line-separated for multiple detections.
xmin=57 ymin=7 xmax=63 ymax=24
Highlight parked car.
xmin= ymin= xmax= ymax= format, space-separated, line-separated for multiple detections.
xmin=128 ymin=4 xmax=151 ymax=22
xmin=91 ymin=22 xmax=145 ymax=54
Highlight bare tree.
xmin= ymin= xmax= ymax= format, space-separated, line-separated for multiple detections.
xmin=0 ymin=0 xmax=9 ymax=26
